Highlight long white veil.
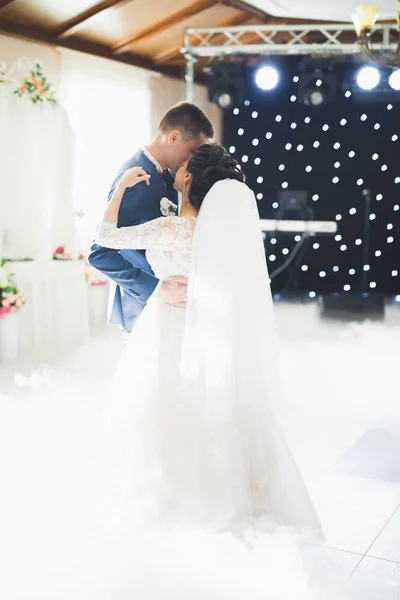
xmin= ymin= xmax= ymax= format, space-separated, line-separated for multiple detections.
xmin=181 ymin=179 xmax=322 ymax=535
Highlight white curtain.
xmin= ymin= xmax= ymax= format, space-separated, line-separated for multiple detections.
xmin=59 ymin=50 xmax=152 ymax=253
xmin=0 ymin=89 xmax=77 ymax=260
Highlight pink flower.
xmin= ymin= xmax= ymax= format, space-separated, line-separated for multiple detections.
xmin=90 ymin=280 xmax=108 ymax=286
xmin=55 ymin=246 xmax=64 ymax=254
xmin=0 ymin=306 xmax=11 ymax=318
xmin=1 ymin=298 xmax=10 ymax=307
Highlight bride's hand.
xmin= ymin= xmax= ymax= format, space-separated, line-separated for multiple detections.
xmin=103 ymin=166 xmax=150 ymax=223
xmin=120 ymin=167 xmax=151 ymax=189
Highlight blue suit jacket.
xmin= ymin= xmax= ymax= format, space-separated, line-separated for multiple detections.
xmin=88 ymin=149 xmax=178 ymax=331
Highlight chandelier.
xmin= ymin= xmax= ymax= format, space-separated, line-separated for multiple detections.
xmin=352 ymin=4 xmax=400 ymax=67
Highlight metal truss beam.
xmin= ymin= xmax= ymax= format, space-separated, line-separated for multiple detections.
xmin=182 ymin=23 xmax=398 ymax=59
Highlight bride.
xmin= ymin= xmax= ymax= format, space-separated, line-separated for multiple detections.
xmin=94 ymin=142 xmax=322 ymax=536
xmin=33 ymin=142 xmax=325 ymax=600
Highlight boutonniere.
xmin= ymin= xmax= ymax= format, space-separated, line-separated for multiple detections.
xmin=160 ymin=197 xmax=178 ymax=217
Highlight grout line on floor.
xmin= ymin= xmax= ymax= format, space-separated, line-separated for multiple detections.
xmin=344 ymin=501 xmax=400 ymax=582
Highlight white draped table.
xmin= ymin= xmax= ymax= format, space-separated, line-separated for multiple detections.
xmin=4 ymin=260 xmax=90 ymax=355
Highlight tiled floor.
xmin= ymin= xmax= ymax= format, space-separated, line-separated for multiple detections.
xmin=1 ymin=300 xmax=400 ymax=599
xmin=275 ymin=301 xmax=400 ymax=599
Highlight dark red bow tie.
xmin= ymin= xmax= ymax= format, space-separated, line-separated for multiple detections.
xmin=160 ymin=169 xmax=168 ymax=178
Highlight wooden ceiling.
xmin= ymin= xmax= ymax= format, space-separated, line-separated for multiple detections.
xmin=0 ymin=0 xmax=339 ymax=79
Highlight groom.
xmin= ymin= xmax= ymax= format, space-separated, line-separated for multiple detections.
xmin=88 ymin=102 xmax=214 ymax=333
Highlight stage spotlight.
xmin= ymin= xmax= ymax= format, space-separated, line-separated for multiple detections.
xmin=389 ymin=69 xmax=400 ymax=91
xmin=299 ymin=60 xmax=336 ymax=108
xmin=305 ymin=88 xmax=326 ymax=107
xmin=356 ymin=66 xmax=380 ymax=90
xmin=215 ymin=91 xmax=233 ymax=109
xmin=255 ymin=66 xmax=279 ymax=91
xmin=349 ymin=66 xmax=400 ymax=102
xmin=207 ymin=62 xmax=244 ymax=110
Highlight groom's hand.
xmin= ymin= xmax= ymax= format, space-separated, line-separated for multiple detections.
xmin=159 ymin=276 xmax=188 ymax=308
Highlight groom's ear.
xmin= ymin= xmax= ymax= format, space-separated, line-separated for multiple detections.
xmin=167 ymin=129 xmax=180 ymax=145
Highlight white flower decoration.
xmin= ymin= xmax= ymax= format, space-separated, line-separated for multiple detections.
xmin=160 ymin=197 xmax=178 ymax=217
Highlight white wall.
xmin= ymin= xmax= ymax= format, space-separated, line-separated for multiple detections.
xmin=0 ymin=34 xmax=61 ymax=86
xmin=59 ymin=48 xmax=153 ymax=228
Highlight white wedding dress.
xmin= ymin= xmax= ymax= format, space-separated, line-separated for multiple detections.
xmin=73 ymin=179 xmax=323 ymax=599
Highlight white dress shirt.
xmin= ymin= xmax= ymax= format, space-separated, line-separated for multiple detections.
xmin=142 ymin=146 xmax=163 ymax=173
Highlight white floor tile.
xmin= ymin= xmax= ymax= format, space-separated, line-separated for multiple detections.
xmin=368 ymin=509 xmax=400 ymax=563
xmin=301 ymin=544 xmax=362 ymax=590
xmin=345 ymin=556 xmax=400 ymax=600
xmin=315 ymin=503 xmax=390 ymax=554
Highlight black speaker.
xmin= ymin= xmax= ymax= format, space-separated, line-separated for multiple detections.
xmin=277 ymin=190 xmax=310 ymax=220
xmin=318 ymin=293 xmax=385 ymax=321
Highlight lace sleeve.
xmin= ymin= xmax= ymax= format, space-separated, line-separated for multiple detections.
xmin=95 ymin=217 xmax=194 ymax=251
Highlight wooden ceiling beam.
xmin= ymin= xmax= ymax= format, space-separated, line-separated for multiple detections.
xmin=54 ymin=0 xmax=132 ymax=39
xmin=154 ymin=11 xmax=250 ymax=64
xmin=113 ymin=0 xmax=218 ymax=54
xmin=0 ymin=0 xmax=17 ymax=8
xmin=0 ymin=17 xmax=181 ymax=79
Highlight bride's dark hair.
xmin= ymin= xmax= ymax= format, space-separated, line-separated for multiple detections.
xmin=187 ymin=143 xmax=245 ymax=210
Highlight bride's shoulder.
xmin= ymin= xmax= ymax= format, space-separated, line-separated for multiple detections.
xmin=161 ymin=216 xmax=196 ymax=227
xmin=160 ymin=216 xmax=196 ymax=238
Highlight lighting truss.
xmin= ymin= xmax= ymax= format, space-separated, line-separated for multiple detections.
xmin=182 ymin=23 xmax=399 ymax=100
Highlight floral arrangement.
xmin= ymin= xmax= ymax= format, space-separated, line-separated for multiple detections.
xmin=83 ymin=260 xmax=108 ymax=286
xmin=53 ymin=245 xmax=72 ymax=260
xmin=85 ymin=268 xmax=109 ymax=287
xmin=0 ymin=264 xmax=26 ymax=319
xmin=160 ymin=197 xmax=178 ymax=217
xmin=14 ymin=62 xmax=57 ymax=105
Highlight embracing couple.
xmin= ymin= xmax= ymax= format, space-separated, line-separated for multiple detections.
xmin=88 ymin=102 xmax=322 ymax=552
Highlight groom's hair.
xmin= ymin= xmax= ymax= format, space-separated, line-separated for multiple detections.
xmin=158 ymin=102 xmax=214 ymax=140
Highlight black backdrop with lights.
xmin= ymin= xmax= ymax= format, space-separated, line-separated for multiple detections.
xmin=222 ymin=57 xmax=400 ymax=297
